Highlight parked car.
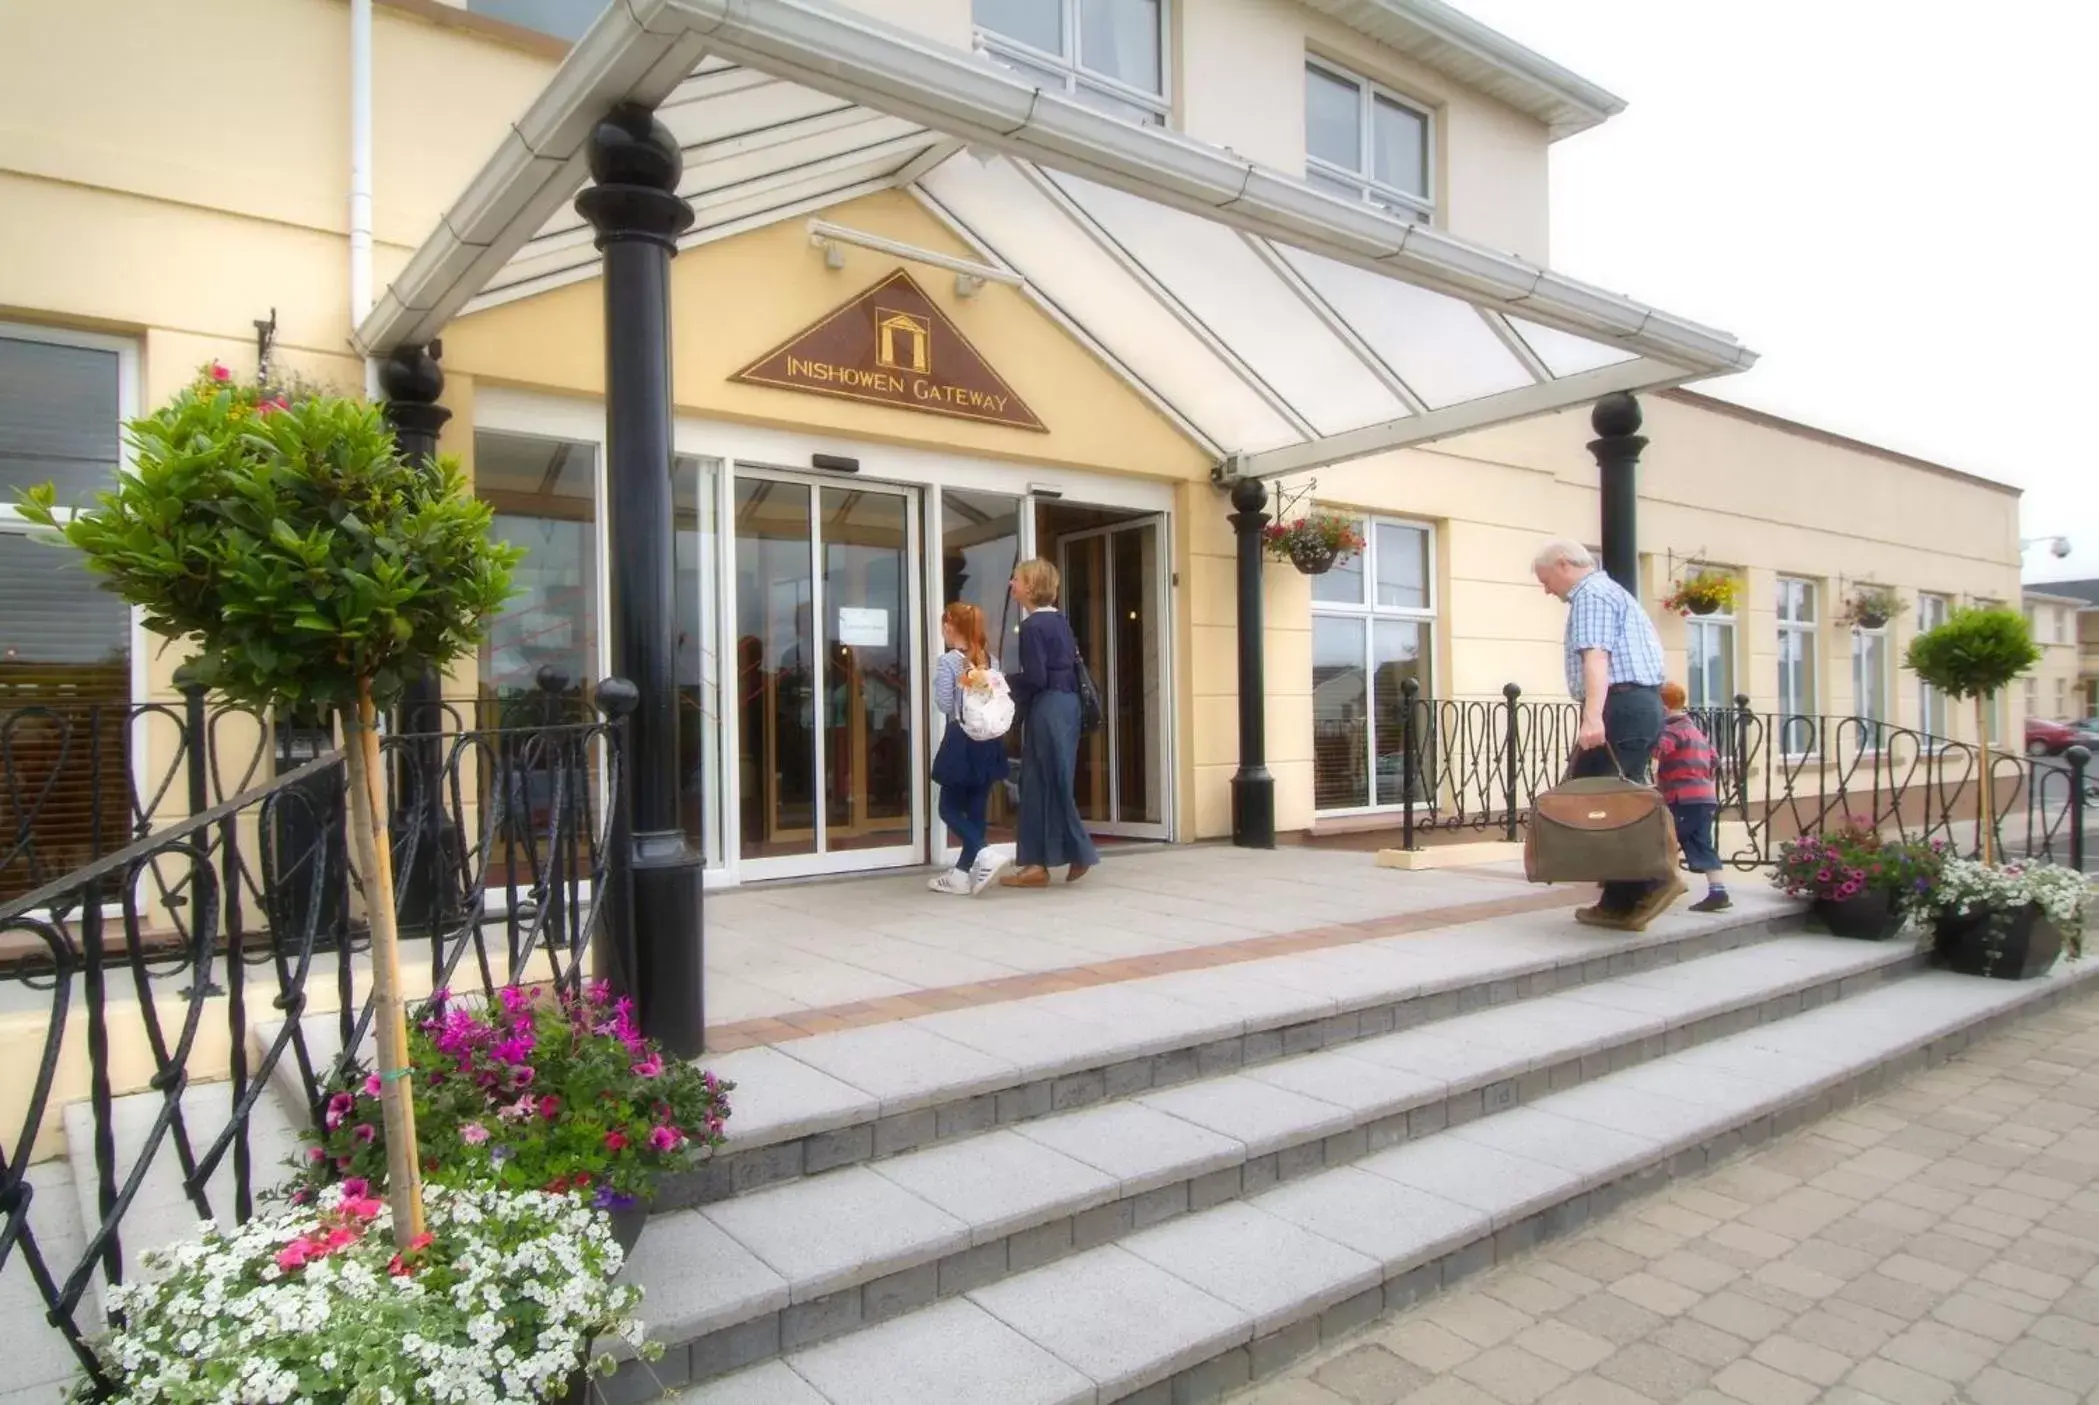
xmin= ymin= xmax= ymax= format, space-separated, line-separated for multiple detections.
xmin=2026 ymin=716 xmax=2099 ymax=757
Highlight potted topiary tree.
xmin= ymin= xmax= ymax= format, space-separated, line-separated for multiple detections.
xmin=1902 ymin=605 xmax=2087 ymax=978
xmin=18 ymin=362 xmax=520 ymax=1245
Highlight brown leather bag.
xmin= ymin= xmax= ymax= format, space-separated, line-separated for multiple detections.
xmin=1524 ymin=759 xmax=1679 ymax=885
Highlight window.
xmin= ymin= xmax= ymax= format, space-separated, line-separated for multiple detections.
xmin=1304 ymin=59 xmax=1433 ymax=223
xmin=1917 ymin=592 xmax=1950 ymax=739
xmin=1776 ymin=577 xmax=1818 ymax=756
xmin=2057 ymin=677 xmax=2070 ymax=719
xmin=1850 ymin=623 xmax=1890 ymax=747
xmin=475 ymin=430 xmax=601 ymax=701
xmin=467 ymin=0 xmax=607 ymax=41
xmin=1311 ymin=517 xmax=1436 ymax=812
xmin=0 ymin=325 xmax=138 ymax=903
xmin=2057 ymin=608 xmax=2070 ymax=645
xmin=1685 ymin=599 xmax=1736 ymax=714
xmin=974 ymin=0 xmax=1168 ymax=125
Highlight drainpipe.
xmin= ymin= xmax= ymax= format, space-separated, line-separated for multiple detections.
xmin=350 ymin=0 xmax=379 ymax=400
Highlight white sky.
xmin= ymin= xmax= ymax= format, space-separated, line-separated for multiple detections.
xmin=1456 ymin=0 xmax=2097 ymax=585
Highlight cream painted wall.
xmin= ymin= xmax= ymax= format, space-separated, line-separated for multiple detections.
xmin=1176 ymin=0 xmax=1553 ymax=261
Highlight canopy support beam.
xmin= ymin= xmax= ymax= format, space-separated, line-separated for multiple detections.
xmin=1230 ymin=477 xmax=1275 ymax=849
xmin=1589 ymin=392 xmax=1647 ymax=594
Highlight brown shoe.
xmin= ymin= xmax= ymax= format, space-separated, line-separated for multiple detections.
xmin=1624 ymin=875 xmax=1689 ymax=932
xmin=1000 ymin=867 xmax=1050 ymax=889
xmin=1575 ymin=904 xmax=1636 ymax=930
xmin=1066 ymin=864 xmax=1091 ymax=884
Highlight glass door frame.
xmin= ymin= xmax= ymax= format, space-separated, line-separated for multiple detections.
xmin=729 ymin=464 xmax=927 ymax=882
xmin=1052 ymin=515 xmax=1172 ymax=841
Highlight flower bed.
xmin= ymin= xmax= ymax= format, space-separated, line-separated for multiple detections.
xmin=90 ymin=1182 xmax=650 ymax=1404
xmin=1770 ymin=823 xmax=1944 ymax=938
xmin=291 ymin=981 xmax=732 ymax=1213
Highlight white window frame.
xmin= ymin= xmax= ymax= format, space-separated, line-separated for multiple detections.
xmin=1849 ymin=621 xmax=1892 ymax=753
xmin=1916 ymin=591 xmax=1950 ymax=741
xmin=1303 ymin=56 xmax=1436 ymax=223
xmin=1684 ymin=607 xmax=1737 ymax=715
xmin=0 ymin=321 xmax=148 ymax=727
xmin=1775 ymin=576 xmax=1819 ymax=759
xmin=973 ymin=0 xmax=1171 ymax=127
xmin=1310 ymin=513 xmax=1438 ymax=817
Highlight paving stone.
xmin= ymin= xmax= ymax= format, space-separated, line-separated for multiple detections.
xmin=1012 ymin=1099 xmax=1244 ymax=1195
xmin=1844 ymin=1356 xmax=1958 ymax=1404
xmin=1452 ymin=1344 xmax=1571 ymax=1404
xmin=1686 ymin=1289 xmax=1789 ymax=1343
xmin=786 ymin=1297 xmax=1094 ymax=1405
xmin=1355 ymin=1135 xmax=1578 ymax=1229
xmin=700 ymin=1044 xmax=881 ymax=1147
xmin=1594 ymin=1341 xmax=1706 ymax=1401
xmin=1121 ymin=1201 xmax=1379 ymax=1335
xmin=969 ymin=1246 xmax=1250 ymax=1398
xmin=1420 ymin=1293 xmax=1533 ymax=1350
xmin=1708 ymin=1357 xmax=1816 ymax=1405
xmin=670 ymin=1361 xmax=828 ymax=1405
xmin=701 ymin=1165 xmax=969 ymax=1301
xmin=1647 ymin=1318 xmax=1748 ymax=1369
xmin=1139 ymin=1074 xmax=1353 ymax=1157
xmin=1604 ymin=1271 xmax=1701 ymax=1318
xmin=1747 ymin=1332 xmax=1852 ymax=1386
xmin=1308 ymin=1343 xmax=1430 ymax=1404
xmin=1256 ymin=1166 xmax=1484 ymax=1272
xmin=866 ymin=1128 xmax=1119 ymax=1243
xmin=616 ymin=1210 xmax=790 ymax=1342
xmin=1551 ymin=1291 xmax=1662 ymax=1348
xmin=1963 ymin=1364 xmax=2078 ymax=1405
xmin=771 ymin=1022 xmax=1021 ymax=1116
xmin=1512 ymin=1320 xmax=1613 ymax=1373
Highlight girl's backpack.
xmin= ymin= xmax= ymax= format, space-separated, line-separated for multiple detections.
xmin=960 ymin=667 xmax=1015 ymax=741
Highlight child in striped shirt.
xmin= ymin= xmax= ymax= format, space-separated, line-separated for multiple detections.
xmin=1655 ymin=682 xmax=1729 ymax=912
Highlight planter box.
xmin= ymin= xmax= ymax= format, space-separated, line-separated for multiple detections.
xmin=1932 ymin=901 xmax=2064 ymax=980
xmin=1807 ymin=890 xmax=1906 ymax=941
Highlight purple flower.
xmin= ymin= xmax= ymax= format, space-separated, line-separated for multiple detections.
xmin=632 ymin=1052 xmax=665 ymax=1079
xmin=594 ymin=1185 xmax=636 ymax=1212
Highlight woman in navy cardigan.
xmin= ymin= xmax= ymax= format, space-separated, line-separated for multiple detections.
xmin=999 ymin=558 xmax=1100 ymax=887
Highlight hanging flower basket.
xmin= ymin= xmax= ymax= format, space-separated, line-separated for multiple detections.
xmin=1661 ymin=569 xmax=1738 ymax=618
xmin=1262 ymin=512 xmax=1364 ymax=576
xmin=1839 ymin=583 xmax=1907 ymax=631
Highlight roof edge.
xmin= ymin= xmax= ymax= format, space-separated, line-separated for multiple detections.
xmin=1300 ymin=0 xmax=1626 ymax=138
xmin=1659 ymin=389 xmax=2019 ymax=497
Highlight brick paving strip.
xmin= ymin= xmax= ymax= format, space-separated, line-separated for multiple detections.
xmin=702 ymin=886 xmax=1587 ymax=1052
xmin=1231 ymin=988 xmax=2099 ymax=1405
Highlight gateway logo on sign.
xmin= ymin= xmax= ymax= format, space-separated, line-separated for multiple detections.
xmin=732 ymin=269 xmax=1046 ymax=432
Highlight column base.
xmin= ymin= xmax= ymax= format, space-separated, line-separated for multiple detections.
xmin=1232 ymin=767 xmax=1275 ymax=850
xmin=630 ymin=836 xmax=707 ymax=1058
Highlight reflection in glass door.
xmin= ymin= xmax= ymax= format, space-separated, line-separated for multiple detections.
xmin=733 ymin=471 xmax=920 ymax=876
xmin=1052 ymin=513 xmax=1168 ymax=839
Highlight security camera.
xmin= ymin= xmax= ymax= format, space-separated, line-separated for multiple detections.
xmin=2053 ymin=538 xmax=2073 ymax=559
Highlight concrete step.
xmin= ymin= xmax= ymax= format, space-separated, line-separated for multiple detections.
xmin=592 ymin=929 xmax=1926 ymax=1399
xmin=666 ymin=958 xmax=2099 ymax=1405
xmin=672 ymin=892 xmax=1808 ymax=1206
xmin=246 ymin=892 xmax=1803 ymax=1201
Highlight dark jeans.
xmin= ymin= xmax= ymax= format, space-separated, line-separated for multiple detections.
xmin=1671 ymin=802 xmax=1722 ymax=875
xmin=939 ymin=780 xmax=991 ymax=871
xmin=1570 ymin=684 xmax=1666 ymax=913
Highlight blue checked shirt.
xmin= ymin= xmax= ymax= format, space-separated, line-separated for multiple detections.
xmin=1564 ymin=570 xmax=1666 ymax=700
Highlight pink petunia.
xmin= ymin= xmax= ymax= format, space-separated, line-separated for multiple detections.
xmin=604 ymin=1130 xmax=628 ymax=1152
xmin=461 ymin=1122 xmax=490 ymax=1145
xmin=276 ymin=1241 xmax=312 ymax=1272
xmin=648 ymin=1126 xmax=682 ymax=1153
xmin=210 ymin=363 xmax=232 ymax=383
xmin=364 ymin=1074 xmax=383 ymax=1097
xmin=353 ymin=1124 xmax=376 ymax=1145
xmin=632 ymin=1052 xmax=664 ymax=1079
xmin=340 ymin=1178 xmax=370 ymax=1199
xmin=340 ymin=1196 xmax=384 ymax=1221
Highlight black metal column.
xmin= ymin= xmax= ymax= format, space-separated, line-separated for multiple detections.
xmin=380 ymin=345 xmax=454 ymax=932
xmin=1588 ymin=392 xmax=1646 ymax=594
xmin=1229 ymin=477 xmax=1275 ymax=848
xmin=575 ymin=103 xmax=705 ymax=1057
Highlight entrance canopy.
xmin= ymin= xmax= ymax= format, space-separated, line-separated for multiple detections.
xmin=356 ymin=0 xmax=1755 ymax=478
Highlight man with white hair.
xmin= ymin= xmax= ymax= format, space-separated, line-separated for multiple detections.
xmin=1532 ymin=539 xmax=1684 ymax=929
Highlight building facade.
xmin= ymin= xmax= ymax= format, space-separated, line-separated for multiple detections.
xmin=0 ymin=0 xmax=2025 ymax=891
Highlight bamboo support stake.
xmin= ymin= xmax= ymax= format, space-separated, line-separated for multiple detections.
xmin=1977 ymin=694 xmax=1997 ymax=867
xmin=342 ymin=683 xmax=427 ymax=1245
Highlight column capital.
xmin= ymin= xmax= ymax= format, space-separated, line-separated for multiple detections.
xmin=575 ymin=103 xmax=695 ymax=251
xmin=379 ymin=344 xmax=452 ymax=450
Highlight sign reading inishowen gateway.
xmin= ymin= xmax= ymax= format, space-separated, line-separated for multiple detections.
xmin=732 ymin=269 xmax=1046 ymax=432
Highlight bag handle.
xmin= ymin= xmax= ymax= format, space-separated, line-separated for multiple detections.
xmin=1565 ymin=737 xmax=1634 ymax=785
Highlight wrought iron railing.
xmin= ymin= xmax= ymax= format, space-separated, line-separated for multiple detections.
xmin=1367 ymin=685 xmax=2089 ymax=873
xmin=0 ymin=677 xmax=629 ymax=1396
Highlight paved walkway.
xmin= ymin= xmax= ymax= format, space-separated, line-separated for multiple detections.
xmin=1233 ymin=990 xmax=2099 ymax=1405
xmin=702 ymin=848 xmax=1572 ymax=1048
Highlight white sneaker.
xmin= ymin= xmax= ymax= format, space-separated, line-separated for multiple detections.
xmin=968 ymin=850 xmax=1009 ymax=896
xmin=928 ymin=868 xmax=973 ymax=896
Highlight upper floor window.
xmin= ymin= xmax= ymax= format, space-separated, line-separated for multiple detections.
xmin=1304 ymin=59 xmax=1433 ymax=223
xmin=467 ymin=0 xmax=607 ymax=42
xmin=974 ymin=0 xmax=1168 ymax=125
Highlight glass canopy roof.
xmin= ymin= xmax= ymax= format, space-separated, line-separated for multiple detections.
xmin=362 ymin=0 xmax=1754 ymax=477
